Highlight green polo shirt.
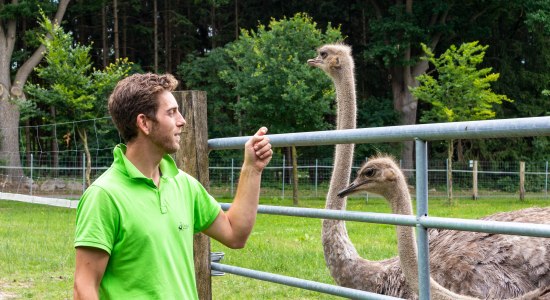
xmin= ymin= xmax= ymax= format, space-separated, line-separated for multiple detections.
xmin=75 ymin=144 xmax=221 ymax=299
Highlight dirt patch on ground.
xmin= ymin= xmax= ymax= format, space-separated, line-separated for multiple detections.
xmin=0 ymin=279 xmax=32 ymax=299
xmin=0 ymin=282 xmax=18 ymax=299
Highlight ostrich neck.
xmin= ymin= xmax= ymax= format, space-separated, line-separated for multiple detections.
xmin=322 ymin=66 xmax=362 ymax=284
xmin=333 ymin=71 xmax=356 ymax=131
xmin=388 ymin=183 xmax=476 ymax=300
xmin=326 ymin=68 xmax=356 ymax=210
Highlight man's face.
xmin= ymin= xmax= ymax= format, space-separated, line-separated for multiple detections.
xmin=149 ymin=91 xmax=186 ymax=154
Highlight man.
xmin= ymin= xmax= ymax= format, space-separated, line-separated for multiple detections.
xmin=74 ymin=73 xmax=272 ymax=299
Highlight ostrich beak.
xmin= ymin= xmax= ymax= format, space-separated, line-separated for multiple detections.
xmin=307 ymin=58 xmax=321 ymax=67
xmin=337 ymin=180 xmax=368 ymax=198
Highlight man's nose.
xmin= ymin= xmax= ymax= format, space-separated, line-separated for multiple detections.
xmin=177 ymin=112 xmax=186 ymax=127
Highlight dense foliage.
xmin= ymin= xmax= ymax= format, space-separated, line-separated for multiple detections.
xmin=4 ymin=0 xmax=549 ymax=162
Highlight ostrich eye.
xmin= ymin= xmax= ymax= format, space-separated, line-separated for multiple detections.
xmin=320 ymin=51 xmax=327 ymax=59
xmin=364 ymin=168 xmax=376 ymax=177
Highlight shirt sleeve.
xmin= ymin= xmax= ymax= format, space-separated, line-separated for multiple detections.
xmin=74 ymin=185 xmax=119 ymax=254
xmin=187 ymin=175 xmax=221 ymax=234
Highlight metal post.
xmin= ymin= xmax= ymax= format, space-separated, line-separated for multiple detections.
xmin=30 ymin=153 xmax=33 ymax=196
xmin=415 ymin=138 xmax=430 ymax=300
xmin=545 ymin=161 xmax=548 ymax=199
xmin=315 ymin=159 xmax=318 ymax=198
xmin=445 ymin=159 xmax=449 ymax=199
xmin=282 ymin=155 xmax=285 ymax=200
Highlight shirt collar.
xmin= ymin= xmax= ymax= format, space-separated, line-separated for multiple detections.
xmin=112 ymin=144 xmax=179 ymax=179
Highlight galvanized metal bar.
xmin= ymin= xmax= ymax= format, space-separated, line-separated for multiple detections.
xmin=546 ymin=161 xmax=548 ymax=199
xmin=415 ymin=139 xmax=430 ymax=300
xmin=209 ymin=117 xmax=550 ymax=150
xmin=219 ymin=203 xmax=550 ymax=238
xmin=211 ymin=263 xmax=402 ymax=300
xmin=30 ymin=153 xmax=33 ymax=196
xmin=219 ymin=203 xmax=418 ymax=226
xmin=419 ymin=216 xmax=550 ymax=238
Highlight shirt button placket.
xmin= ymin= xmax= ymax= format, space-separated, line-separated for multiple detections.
xmin=158 ymin=188 xmax=167 ymax=214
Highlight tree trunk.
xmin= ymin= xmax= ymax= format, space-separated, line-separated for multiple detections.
xmin=51 ymin=106 xmax=59 ymax=177
xmin=25 ymin=120 xmax=31 ymax=167
xmin=456 ymin=139 xmax=464 ymax=161
xmin=153 ymin=0 xmax=158 ymax=72
xmin=102 ymin=3 xmax=108 ymax=67
xmin=77 ymin=127 xmax=92 ymax=187
xmin=368 ymin=1 xmax=447 ymax=177
xmin=234 ymin=0 xmax=239 ymax=39
xmin=122 ymin=3 xmax=127 ymax=58
xmin=164 ymin=0 xmax=171 ymax=72
xmin=113 ymin=0 xmax=120 ymax=60
xmin=291 ymin=145 xmax=299 ymax=206
xmin=391 ymin=63 xmax=425 ymax=177
xmin=211 ymin=3 xmax=217 ymax=48
xmin=519 ymin=161 xmax=525 ymax=201
xmin=0 ymin=0 xmax=69 ymax=180
xmin=472 ymin=160 xmax=478 ymax=200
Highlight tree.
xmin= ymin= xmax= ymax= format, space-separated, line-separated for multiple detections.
xmin=364 ymin=1 xmax=453 ymax=173
xmin=24 ymin=12 xmax=132 ymax=186
xmin=180 ymin=13 xmax=343 ymax=204
xmin=411 ymin=41 xmax=512 ymax=204
xmin=0 ymin=0 xmax=70 ymax=178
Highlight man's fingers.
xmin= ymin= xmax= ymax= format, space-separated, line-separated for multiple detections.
xmin=255 ymin=143 xmax=272 ymax=158
xmin=255 ymin=127 xmax=268 ymax=137
xmin=252 ymin=127 xmax=269 ymax=149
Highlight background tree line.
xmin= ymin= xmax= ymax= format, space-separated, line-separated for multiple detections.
xmin=1 ymin=0 xmax=548 ymax=177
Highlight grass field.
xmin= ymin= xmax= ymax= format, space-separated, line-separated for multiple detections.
xmin=1 ymin=196 xmax=548 ymax=299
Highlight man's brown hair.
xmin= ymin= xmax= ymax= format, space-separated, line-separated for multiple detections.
xmin=108 ymin=73 xmax=178 ymax=142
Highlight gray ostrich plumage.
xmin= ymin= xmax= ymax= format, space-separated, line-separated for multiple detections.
xmin=308 ymin=44 xmax=415 ymax=298
xmin=309 ymin=44 xmax=550 ymax=299
xmin=338 ymin=155 xmax=550 ymax=299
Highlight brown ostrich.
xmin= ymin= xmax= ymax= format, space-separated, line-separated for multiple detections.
xmin=309 ymin=44 xmax=414 ymax=298
xmin=309 ymin=44 xmax=550 ymax=299
xmin=338 ymin=155 xmax=550 ymax=299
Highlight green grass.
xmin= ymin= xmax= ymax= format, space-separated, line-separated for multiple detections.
xmin=0 ymin=201 xmax=75 ymax=299
xmin=1 ymin=197 xmax=548 ymax=299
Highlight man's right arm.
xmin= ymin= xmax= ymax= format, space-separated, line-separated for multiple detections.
xmin=74 ymin=247 xmax=109 ymax=300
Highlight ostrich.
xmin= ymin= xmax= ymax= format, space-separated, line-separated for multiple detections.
xmin=308 ymin=45 xmax=550 ymax=299
xmin=308 ymin=44 xmax=416 ymax=298
xmin=337 ymin=155 xmax=550 ymax=299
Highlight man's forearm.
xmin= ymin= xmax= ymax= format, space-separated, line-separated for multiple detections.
xmin=226 ymin=165 xmax=263 ymax=241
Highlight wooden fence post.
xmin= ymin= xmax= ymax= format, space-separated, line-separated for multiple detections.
xmin=173 ymin=90 xmax=212 ymax=300
xmin=472 ymin=160 xmax=478 ymax=200
xmin=519 ymin=161 xmax=525 ymax=201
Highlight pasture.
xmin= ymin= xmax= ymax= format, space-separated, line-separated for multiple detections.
xmin=1 ymin=197 xmax=548 ymax=299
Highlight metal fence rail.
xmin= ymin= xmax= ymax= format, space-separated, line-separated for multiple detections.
xmin=209 ymin=116 xmax=550 ymax=300
xmin=219 ymin=203 xmax=550 ymax=238
xmin=210 ymin=262 xmax=401 ymax=300
xmin=208 ymin=117 xmax=550 ymax=149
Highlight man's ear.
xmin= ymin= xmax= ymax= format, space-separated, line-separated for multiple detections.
xmin=136 ymin=114 xmax=151 ymax=135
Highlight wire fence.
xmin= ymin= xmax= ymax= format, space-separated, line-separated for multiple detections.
xmin=1 ymin=153 xmax=548 ymax=200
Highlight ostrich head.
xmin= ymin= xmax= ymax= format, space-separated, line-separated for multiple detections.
xmin=307 ymin=44 xmax=354 ymax=77
xmin=337 ymin=156 xmax=407 ymax=199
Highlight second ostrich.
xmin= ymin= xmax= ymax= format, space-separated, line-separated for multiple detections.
xmin=338 ymin=156 xmax=550 ymax=299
